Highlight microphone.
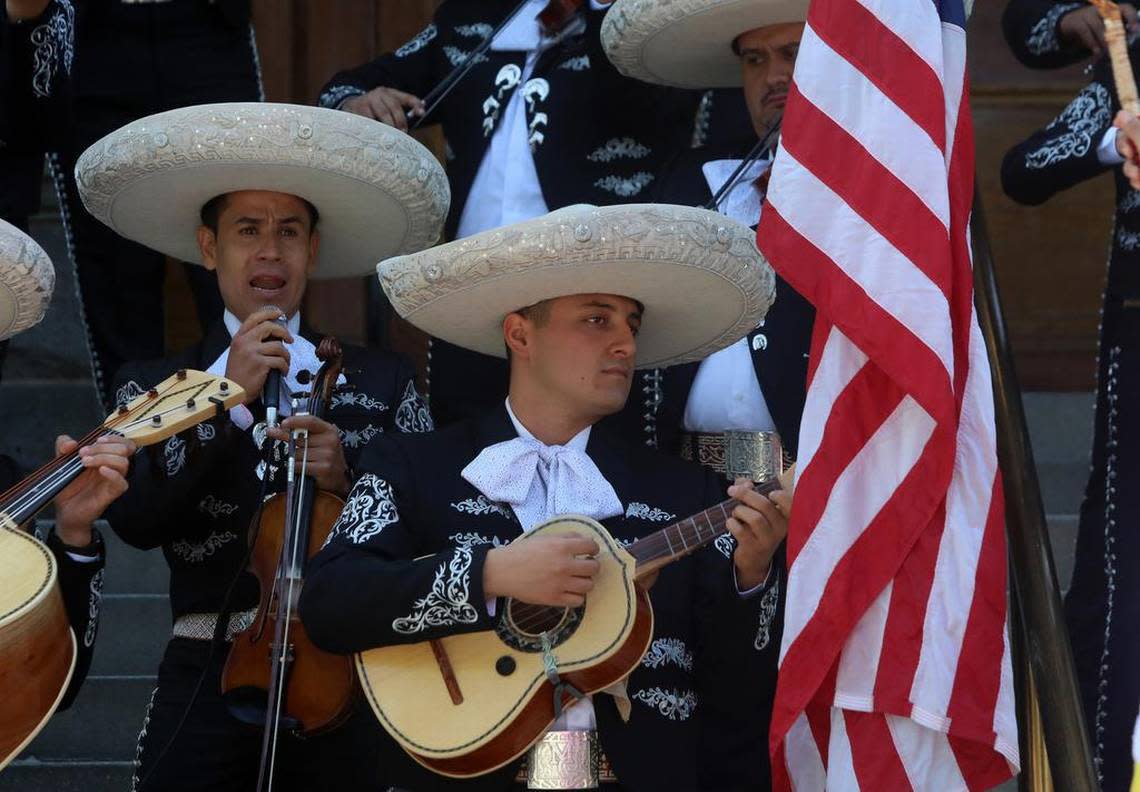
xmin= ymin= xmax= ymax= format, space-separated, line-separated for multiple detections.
xmin=262 ymin=309 xmax=288 ymax=428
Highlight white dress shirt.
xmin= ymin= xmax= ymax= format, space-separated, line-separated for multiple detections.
xmin=683 ymin=159 xmax=777 ymax=433
xmin=206 ymin=310 xmax=343 ymax=430
xmin=461 ymin=399 xmax=625 ymax=731
xmin=455 ymin=1 xmax=606 ymax=239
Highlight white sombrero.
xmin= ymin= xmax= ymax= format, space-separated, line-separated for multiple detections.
xmin=378 ymin=203 xmax=775 ymax=369
xmin=74 ymin=102 xmax=450 ymax=279
xmin=0 ymin=220 xmax=55 ymax=342
xmin=602 ymin=0 xmax=808 ymax=88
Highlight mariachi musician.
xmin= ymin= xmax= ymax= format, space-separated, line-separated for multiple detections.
xmin=1002 ymin=32 xmax=1140 ymax=792
xmin=84 ymin=103 xmax=447 ymax=790
xmin=0 ymin=219 xmax=135 ymax=710
xmin=320 ymin=0 xmax=703 ymax=428
xmin=301 ymin=203 xmax=790 ymax=792
xmin=600 ymin=2 xmax=813 ymax=786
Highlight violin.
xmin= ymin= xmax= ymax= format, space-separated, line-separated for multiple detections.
xmin=221 ymin=338 xmax=354 ymax=791
xmin=410 ymin=0 xmax=613 ymax=129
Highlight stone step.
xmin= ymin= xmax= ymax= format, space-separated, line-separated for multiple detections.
xmin=0 ymin=381 xmax=102 ymax=477
xmin=1022 ymin=391 xmax=1095 ymax=517
xmin=21 ymin=676 xmax=154 ymax=763
xmin=89 ymin=595 xmax=169 ymax=678
xmin=0 ymin=761 xmax=133 ymax=792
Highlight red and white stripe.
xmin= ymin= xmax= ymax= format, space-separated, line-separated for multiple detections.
xmin=757 ymin=0 xmax=1019 ymax=788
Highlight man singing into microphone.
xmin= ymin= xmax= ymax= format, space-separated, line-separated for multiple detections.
xmin=83 ymin=102 xmax=449 ymax=790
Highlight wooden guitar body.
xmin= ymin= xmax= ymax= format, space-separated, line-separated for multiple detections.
xmin=0 ymin=368 xmax=243 ymax=770
xmin=355 ymin=515 xmax=654 ymax=778
xmin=0 ymin=521 xmax=76 ymax=770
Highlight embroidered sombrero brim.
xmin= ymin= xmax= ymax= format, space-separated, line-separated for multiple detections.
xmin=74 ymin=103 xmax=450 ymax=280
xmin=0 ymin=219 xmax=55 ymax=342
xmin=602 ymin=0 xmax=809 ymax=88
xmin=377 ymin=203 xmax=775 ymax=369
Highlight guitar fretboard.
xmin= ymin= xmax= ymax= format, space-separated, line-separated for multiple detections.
xmin=626 ymin=480 xmax=780 ymax=569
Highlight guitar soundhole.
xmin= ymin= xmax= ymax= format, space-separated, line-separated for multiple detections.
xmin=493 ymin=598 xmax=585 ymax=653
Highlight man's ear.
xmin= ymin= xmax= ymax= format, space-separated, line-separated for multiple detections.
xmin=503 ymin=312 xmax=531 ymax=360
xmin=197 ymin=226 xmax=218 ymax=271
xmin=306 ymin=229 xmax=320 ymax=277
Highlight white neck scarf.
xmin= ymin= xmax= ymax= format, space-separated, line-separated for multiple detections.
xmin=461 ymin=399 xmax=623 ymax=532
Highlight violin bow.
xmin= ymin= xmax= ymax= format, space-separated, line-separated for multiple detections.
xmin=409 ymin=0 xmax=534 ymax=130
xmin=1091 ymin=0 xmax=1140 ymax=113
xmin=702 ymin=114 xmax=782 ymax=211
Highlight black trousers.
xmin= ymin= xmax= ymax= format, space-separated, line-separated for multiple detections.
xmin=52 ymin=0 xmax=260 ymax=408
xmin=1064 ymin=294 xmax=1140 ymax=792
xmin=133 ymin=637 xmax=386 ymax=792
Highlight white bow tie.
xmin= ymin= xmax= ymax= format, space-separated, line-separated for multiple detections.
xmin=462 ymin=435 xmax=623 ymax=532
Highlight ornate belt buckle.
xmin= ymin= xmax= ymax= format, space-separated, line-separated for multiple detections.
xmin=723 ymin=430 xmax=782 ymax=483
xmin=526 ymin=730 xmax=600 ymax=789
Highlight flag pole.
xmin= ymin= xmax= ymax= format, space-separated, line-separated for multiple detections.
xmin=970 ymin=186 xmax=1098 ymax=791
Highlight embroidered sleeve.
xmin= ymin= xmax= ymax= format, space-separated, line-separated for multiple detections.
xmin=395 ymin=380 xmax=434 ymax=433
xmin=300 ymin=439 xmax=496 ymax=654
xmin=1002 ymin=0 xmax=1090 ymax=69
xmin=1001 ymin=75 xmax=1119 ymax=207
xmin=1024 ymin=2 xmax=1083 ymax=56
xmin=25 ymin=0 xmax=75 ymax=99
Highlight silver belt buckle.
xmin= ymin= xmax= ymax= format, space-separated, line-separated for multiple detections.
xmin=723 ymin=430 xmax=782 ymax=482
xmin=526 ymin=730 xmax=599 ymax=789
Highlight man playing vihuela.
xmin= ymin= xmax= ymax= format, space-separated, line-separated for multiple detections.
xmin=75 ymin=102 xmax=449 ymax=790
xmin=300 ymin=202 xmax=792 ymax=791
xmin=602 ymin=2 xmax=810 ymax=786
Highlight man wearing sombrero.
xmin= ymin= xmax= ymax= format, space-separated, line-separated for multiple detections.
xmin=76 ymin=102 xmax=450 ymax=790
xmin=601 ymin=2 xmax=811 ymax=787
xmin=0 ymin=219 xmax=135 ymax=709
xmin=301 ymin=203 xmax=790 ymax=790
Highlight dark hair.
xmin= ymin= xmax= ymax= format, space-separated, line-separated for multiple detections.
xmin=503 ymin=300 xmax=552 ymax=360
xmin=198 ymin=193 xmax=321 ymax=233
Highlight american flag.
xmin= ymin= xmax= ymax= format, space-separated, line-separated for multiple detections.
xmin=756 ymin=0 xmax=1019 ymax=788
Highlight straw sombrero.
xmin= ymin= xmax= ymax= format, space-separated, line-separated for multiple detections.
xmin=0 ymin=220 xmax=54 ymax=342
xmin=378 ymin=203 xmax=775 ymax=369
xmin=74 ymin=102 xmax=450 ymax=279
xmin=602 ymin=0 xmax=808 ymax=89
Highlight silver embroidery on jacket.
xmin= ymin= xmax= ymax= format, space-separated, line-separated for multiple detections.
xmin=451 ymin=496 xmax=514 ymax=520
xmin=163 ymin=435 xmax=187 ymax=477
xmin=559 ymin=53 xmax=590 ymax=71
xmin=1118 ymin=228 xmax=1140 ymax=251
xmin=395 ymin=380 xmax=434 ymax=433
xmin=392 ymin=547 xmax=479 ymax=634
xmin=641 ymin=638 xmax=693 ymax=671
xmin=523 ymin=78 xmax=550 ymax=150
xmin=1025 ymin=83 xmax=1112 ymax=169
xmin=331 ymin=391 xmax=389 ymax=412
xmin=1120 ymin=190 xmax=1140 ymax=213
xmin=318 ymin=84 xmax=365 ymax=109
xmin=196 ymin=422 xmax=216 ymax=443
xmin=116 ymin=380 xmax=145 ymax=409
xmin=1026 ymin=3 xmax=1083 ymax=55
xmin=483 ymin=64 xmax=522 ymax=137
xmin=588 ymin=137 xmax=651 ymax=163
xmin=454 ymin=22 xmax=493 ymax=39
xmin=594 ymin=172 xmax=654 ymax=197
xmin=754 ymin=576 xmax=780 ymax=651
xmin=395 ymin=23 xmax=437 ymax=58
xmin=328 ymin=474 xmax=398 ymax=545
xmin=83 ymin=568 xmax=103 ymax=648
xmin=449 ymin=531 xmax=507 ymax=548
xmin=714 ymin=533 xmax=736 ymax=559
xmin=198 ymin=495 xmax=239 ymax=519
xmin=443 ymin=45 xmax=489 ymax=67
xmin=30 ymin=0 xmax=74 ymax=98
xmin=632 ymin=687 xmax=698 ymax=721
xmin=340 ymin=424 xmax=382 ymax=450
xmin=170 ymin=530 xmax=238 ymax=564
xmin=625 ymin=502 xmax=675 ymax=523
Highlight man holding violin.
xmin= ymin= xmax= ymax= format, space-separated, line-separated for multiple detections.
xmin=321 ymin=0 xmax=702 ymax=429
xmin=80 ymin=102 xmax=449 ymax=790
